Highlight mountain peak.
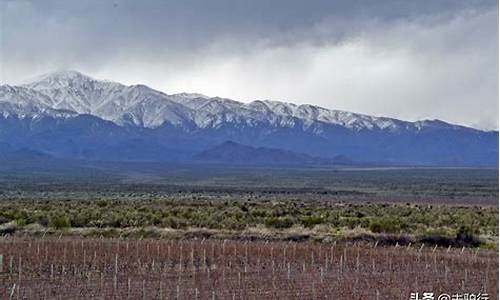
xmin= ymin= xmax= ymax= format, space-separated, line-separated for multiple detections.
xmin=23 ymin=70 xmax=103 ymax=91
xmin=29 ymin=70 xmax=92 ymax=83
xmin=173 ymin=92 xmax=211 ymax=100
xmin=43 ymin=69 xmax=86 ymax=78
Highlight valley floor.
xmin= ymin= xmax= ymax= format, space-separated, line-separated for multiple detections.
xmin=0 ymin=166 xmax=497 ymax=298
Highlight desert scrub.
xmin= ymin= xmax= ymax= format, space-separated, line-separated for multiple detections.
xmin=0 ymin=198 xmax=496 ymax=239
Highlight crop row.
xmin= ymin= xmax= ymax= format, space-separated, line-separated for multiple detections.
xmin=0 ymin=238 xmax=497 ymax=299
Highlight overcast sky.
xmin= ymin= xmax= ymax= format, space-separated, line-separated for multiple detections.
xmin=0 ymin=0 xmax=498 ymax=130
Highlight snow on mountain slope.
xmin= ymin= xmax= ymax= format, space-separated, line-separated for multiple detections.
xmin=92 ymin=84 xmax=194 ymax=127
xmin=23 ymin=70 xmax=124 ymax=113
xmin=20 ymin=71 xmax=194 ymax=127
xmin=252 ymin=100 xmax=404 ymax=130
xmin=0 ymin=85 xmax=76 ymax=119
xmin=2 ymin=70 xmax=460 ymax=132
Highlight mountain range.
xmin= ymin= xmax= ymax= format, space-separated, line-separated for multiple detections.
xmin=0 ymin=70 xmax=497 ymax=166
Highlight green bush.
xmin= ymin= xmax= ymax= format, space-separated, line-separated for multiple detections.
xmin=221 ymin=216 xmax=246 ymax=230
xmin=49 ymin=214 xmax=71 ymax=229
xmin=69 ymin=213 xmax=90 ymax=227
xmin=15 ymin=217 xmax=27 ymax=226
xmin=162 ymin=216 xmax=188 ymax=229
xmin=301 ymin=215 xmax=324 ymax=228
xmin=265 ymin=216 xmax=294 ymax=229
xmin=13 ymin=210 xmax=29 ymax=225
xmin=456 ymin=225 xmax=480 ymax=246
xmin=36 ymin=214 xmax=49 ymax=226
xmin=369 ymin=218 xmax=401 ymax=233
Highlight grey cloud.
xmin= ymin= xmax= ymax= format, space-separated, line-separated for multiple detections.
xmin=0 ymin=0 xmax=498 ymax=129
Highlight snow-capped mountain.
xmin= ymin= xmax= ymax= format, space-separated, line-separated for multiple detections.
xmin=4 ymin=70 xmax=425 ymax=130
xmin=0 ymin=70 xmax=497 ymax=166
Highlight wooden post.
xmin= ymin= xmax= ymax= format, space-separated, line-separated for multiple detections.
xmin=114 ymin=254 xmax=118 ymax=290
xmin=356 ymin=252 xmax=359 ymax=273
xmin=127 ymin=278 xmax=131 ymax=299
xmin=339 ymin=255 xmax=343 ymax=275
xmin=9 ymin=283 xmax=16 ymax=300
xmin=142 ymin=279 xmax=146 ymax=300
xmin=18 ymin=256 xmax=21 ymax=284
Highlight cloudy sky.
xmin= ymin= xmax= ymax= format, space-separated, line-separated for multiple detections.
xmin=0 ymin=0 xmax=498 ymax=130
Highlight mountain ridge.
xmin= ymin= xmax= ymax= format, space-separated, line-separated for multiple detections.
xmin=2 ymin=70 xmax=477 ymax=132
xmin=0 ymin=70 xmax=497 ymax=166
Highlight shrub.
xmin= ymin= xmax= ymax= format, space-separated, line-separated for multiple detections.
xmin=265 ymin=216 xmax=294 ymax=229
xmin=221 ymin=216 xmax=246 ymax=230
xmin=250 ymin=209 xmax=267 ymax=218
xmin=455 ymin=225 xmax=481 ymax=247
xmin=36 ymin=214 xmax=49 ymax=226
xmin=69 ymin=213 xmax=90 ymax=227
xmin=369 ymin=218 xmax=401 ymax=234
xmin=0 ymin=216 xmax=9 ymax=225
xmin=15 ymin=217 xmax=27 ymax=226
xmin=162 ymin=216 xmax=188 ymax=229
xmin=418 ymin=234 xmax=455 ymax=247
xmin=13 ymin=210 xmax=29 ymax=225
xmin=417 ymin=225 xmax=482 ymax=248
xmin=49 ymin=214 xmax=71 ymax=229
xmin=301 ymin=215 xmax=324 ymax=228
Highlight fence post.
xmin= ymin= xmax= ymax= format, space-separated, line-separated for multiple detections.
xmin=127 ymin=278 xmax=131 ymax=299
xmin=142 ymin=279 xmax=146 ymax=300
xmin=9 ymin=283 xmax=16 ymax=300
